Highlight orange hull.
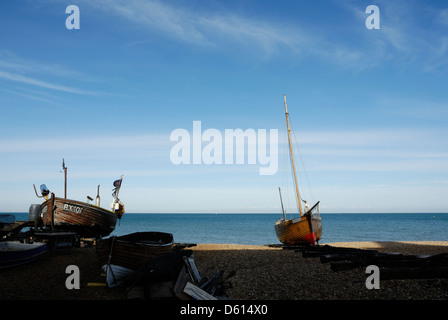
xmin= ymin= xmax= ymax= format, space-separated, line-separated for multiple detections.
xmin=275 ymin=215 xmax=322 ymax=245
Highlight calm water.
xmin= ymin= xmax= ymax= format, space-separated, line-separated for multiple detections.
xmin=8 ymin=212 xmax=448 ymax=245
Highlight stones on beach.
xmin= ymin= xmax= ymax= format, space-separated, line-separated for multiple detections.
xmin=193 ymin=243 xmax=448 ymax=300
xmin=1 ymin=241 xmax=447 ymax=300
xmin=297 ymin=245 xmax=448 ymax=280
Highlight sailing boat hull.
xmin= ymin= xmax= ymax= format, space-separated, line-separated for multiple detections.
xmin=275 ymin=215 xmax=322 ymax=245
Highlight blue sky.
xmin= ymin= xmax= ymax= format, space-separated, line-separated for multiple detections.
xmin=1 ymin=0 xmax=447 ymax=213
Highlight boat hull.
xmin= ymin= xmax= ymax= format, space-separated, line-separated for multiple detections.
xmin=275 ymin=215 xmax=322 ymax=245
xmin=96 ymin=232 xmax=175 ymax=272
xmin=0 ymin=241 xmax=47 ymax=269
xmin=41 ymin=196 xmax=118 ymax=238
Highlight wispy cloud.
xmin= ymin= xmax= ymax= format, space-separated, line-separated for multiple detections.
xmin=99 ymin=0 xmax=368 ymax=67
xmin=0 ymin=50 xmax=99 ymax=81
xmin=281 ymin=128 xmax=448 ymax=173
xmin=342 ymin=1 xmax=448 ymax=70
xmin=90 ymin=0 xmax=304 ymax=59
xmin=436 ymin=8 xmax=448 ymax=26
xmin=0 ymin=51 xmax=108 ymax=96
xmin=378 ymin=97 xmax=448 ymax=121
xmin=0 ymin=133 xmax=168 ymax=154
xmin=0 ymin=70 xmax=105 ymax=96
xmin=87 ymin=0 xmax=448 ymax=70
xmin=5 ymin=127 xmax=446 ymax=172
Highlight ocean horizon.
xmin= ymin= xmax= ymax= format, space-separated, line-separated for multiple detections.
xmin=5 ymin=212 xmax=448 ymax=246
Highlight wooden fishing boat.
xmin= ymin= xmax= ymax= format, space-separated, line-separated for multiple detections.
xmin=96 ymin=232 xmax=175 ymax=272
xmin=40 ymin=196 xmax=121 ymax=238
xmin=34 ymin=160 xmax=125 ymax=238
xmin=274 ymin=95 xmax=322 ymax=245
xmin=275 ymin=201 xmax=322 ymax=245
xmin=0 ymin=241 xmax=47 ymax=269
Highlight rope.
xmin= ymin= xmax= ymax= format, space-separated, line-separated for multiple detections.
xmin=106 ymin=236 xmax=117 ymax=285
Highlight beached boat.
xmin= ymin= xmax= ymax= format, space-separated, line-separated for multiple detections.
xmin=274 ymin=95 xmax=322 ymax=245
xmin=96 ymin=231 xmax=175 ymax=276
xmin=0 ymin=241 xmax=47 ymax=269
xmin=39 ymin=195 xmax=122 ymax=238
xmin=34 ymin=160 xmax=125 ymax=238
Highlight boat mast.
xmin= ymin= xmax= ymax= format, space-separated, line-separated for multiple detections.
xmin=283 ymin=94 xmax=303 ymax=216
xmin=62 ymin=158 xmax=67 ymax=199
xmin=278 ymin=187 xmax=286 ymax=220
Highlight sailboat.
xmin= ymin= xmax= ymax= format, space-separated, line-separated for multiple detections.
xmin=274 ymin=95 xmax=322 ymax=245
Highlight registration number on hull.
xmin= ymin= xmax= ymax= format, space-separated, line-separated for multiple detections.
xmin=63 ymin=203 xmax=83 ymax=214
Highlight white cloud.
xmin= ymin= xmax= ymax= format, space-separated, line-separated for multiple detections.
xmin=0 ymin=51 xmax=110 ymax=97
xmin=378 ymin=98 xmax=448 ymax=120
xmin=116 ymin=1 xmax=444 ymax=69
xmin=2 ymin=127 xmax=447 ymax=212
xmin=0 ymin=133 xmax=168 ymax=153
xmin=0 ymin=70 xmax=105 ymax=96
xmin=336 ymin=0 xmax=448 ymax=70
xmin=317 ymin=182 xmax=448 ymax=213
xmin=90 ymin=0 xmax=304 ymax=57
xmin=4 ymin=127 xmax=445 ymax=172
xmin=436 ymin=8 xmax=448 ymax=26
xmin=277 ymin=127 xmax=448 ymax=174
xmin=0 ymin=50 xmax=99 ymax=81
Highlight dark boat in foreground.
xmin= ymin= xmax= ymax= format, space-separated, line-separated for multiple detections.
xmin=97 ymin=232 xmax=175 ymax=270
xmin=0 ymin=241 xmax=47 ymax=269
xmin=274 ymin=95 xmax=322 ymax=245
xmin=96 ymin=232 xmax=174 ymax=287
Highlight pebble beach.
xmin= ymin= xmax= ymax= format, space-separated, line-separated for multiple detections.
xmin=1 ymin=241 xmax=447 ymax=301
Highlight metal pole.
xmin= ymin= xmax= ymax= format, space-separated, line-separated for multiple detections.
xmin=63 ymin=159 xmax=67 ymax=199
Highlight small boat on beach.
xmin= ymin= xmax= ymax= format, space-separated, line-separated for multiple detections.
xmin=33 ymin=160 xmax=125 ymax=238
xmin=0 ymin=241 xmax=47 ymax=269
xmin=274 ymin=95 xmax=322 ymax=245
xmin=96 ymin=231 xmax=175 ymax=286
xmin=39 ymin=195 xmax=122 ymax=238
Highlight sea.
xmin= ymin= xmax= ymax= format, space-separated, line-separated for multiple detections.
xmin=6 ymin=212 xmax=448 ymax=245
